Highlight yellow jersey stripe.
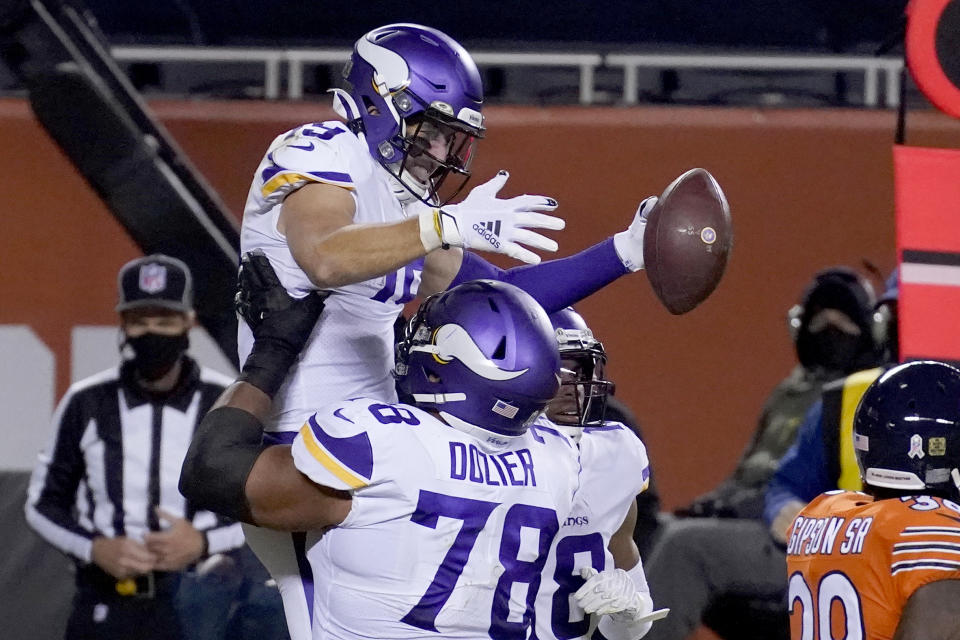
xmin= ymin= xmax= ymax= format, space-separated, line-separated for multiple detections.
xmin=298 ymin=424 xmax=368 ymax=489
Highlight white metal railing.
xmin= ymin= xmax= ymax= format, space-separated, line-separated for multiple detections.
xmin=111 ymin=46 xmax=905 ymax=108
xmin=606 ymin=53 xmax=904 ymax=108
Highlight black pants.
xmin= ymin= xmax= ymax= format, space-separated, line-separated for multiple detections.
xmin=66 ymin=568 xmax=183 ymax=640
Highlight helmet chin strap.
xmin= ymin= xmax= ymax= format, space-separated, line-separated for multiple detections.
xmin=386 ymin=170 xmax=428 ymax=206
xmin=439 ymin=411 xmax=523 ymax=453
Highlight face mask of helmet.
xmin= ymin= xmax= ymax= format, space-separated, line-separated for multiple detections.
xmin=391 ymin=109 xmax=479 ymax=205
xmin=549 ymin=351 xmax=615 ymax=426
xmin=122 ymin=333 xmax=189 ymax=381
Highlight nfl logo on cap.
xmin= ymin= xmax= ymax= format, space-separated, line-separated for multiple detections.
xmin=116 ymin=254 xmax=193 ymax=313
xmin=139 ymin=263 xmax=168 ymax=294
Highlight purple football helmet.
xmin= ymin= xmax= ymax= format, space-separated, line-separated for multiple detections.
xmin=548 ymin=307 xmax=614 ymax=426
xmin=394 ymin=280 xmax=560 ymax=437
xmin=332 ymin=23 xmax=485 ymax=206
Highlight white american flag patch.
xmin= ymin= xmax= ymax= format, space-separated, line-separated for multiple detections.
xmin=492 ymin=400 xmax=519 ymax=419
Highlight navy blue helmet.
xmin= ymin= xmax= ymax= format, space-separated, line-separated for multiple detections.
xmin=394 ymin=280 xmax=560 ymax=437
xmin=547 ymin=307 xmax=614 ymax=426
xmin=853 ymin=360 xmax=960 ymax=500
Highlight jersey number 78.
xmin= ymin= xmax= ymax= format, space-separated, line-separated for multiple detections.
xmin=401 ymin=489 xmax=559 ymax=640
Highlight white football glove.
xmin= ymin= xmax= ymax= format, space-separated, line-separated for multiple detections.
xmin=612 ymin=196 xmax=658 ymax=272
xmin=577 ymin=567 xmax=669 ymax=640
xmin=418 ymin=170 xmax=564 ymax=264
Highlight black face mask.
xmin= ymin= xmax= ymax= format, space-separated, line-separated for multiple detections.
xmin=798 ymin=327 xmax=865 ymax=374
xmin=123 ymin=333 xmax=189 ymax=381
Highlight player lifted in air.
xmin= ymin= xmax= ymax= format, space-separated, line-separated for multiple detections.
xmin=533 ymin=308 xmax=667 ymax=640
xmin=786 ymin=360 xmax=960 ymax=640
xmin=237 ymin=21 xmax=730 ymax=638
xmin=181 ymin=256 xmax=648 ymax=639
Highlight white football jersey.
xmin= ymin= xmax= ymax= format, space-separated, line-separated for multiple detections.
xmin=533 ymin=418 xmax=650 ymax=640
xmin=290 ymin=398 xmax=581 ymax=640
xmin=239 ymin=121 xmax=434 ymax=431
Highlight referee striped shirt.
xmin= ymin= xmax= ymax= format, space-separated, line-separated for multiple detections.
xmin=25 ymin=357 xmax=244 ymax=563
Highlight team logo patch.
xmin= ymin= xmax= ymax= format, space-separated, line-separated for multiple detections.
xmin=929 ymin=437 xmax=947 ymax=456
xmin=700 ymin=227 xmax=717 ymax=245
xmin=138 ymin=264 xmax=167 ymax=294
xmin=908 ymin=433 xmax=925 ymax=459
xmin=491 ymin=399 xmax=519 ymax=419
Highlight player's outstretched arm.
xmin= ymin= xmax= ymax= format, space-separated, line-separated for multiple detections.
xmin=426 ymin=169 xmax=730 ymax=316
xmin=894 ymin=579 xmax=960 ymax=640
xmin=181 ymin=251 xmax=349 ymax=530
xmin=282 ymin=173 xmax=563 ymax=291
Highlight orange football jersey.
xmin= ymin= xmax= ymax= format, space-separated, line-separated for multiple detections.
xmin=786 ymin=490 xmax=960 ymax=640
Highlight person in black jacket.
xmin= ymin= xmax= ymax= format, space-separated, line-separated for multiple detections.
xmin=24 ymin=254 xmax=244 ymax=640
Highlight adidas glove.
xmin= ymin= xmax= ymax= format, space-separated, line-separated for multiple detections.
xmin=612 ymin=196 xmax=658 ymax=272
xmin=418 ymin=170 xmax=564 ymax=265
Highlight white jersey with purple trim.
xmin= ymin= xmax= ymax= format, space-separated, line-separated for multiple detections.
xmin=533 ymin=417 xmax=650 ymax=640
xmin=289 ymin=397 xmax=581 ymax=640
xmin=240 ymin=120 xmax=434 ymax=432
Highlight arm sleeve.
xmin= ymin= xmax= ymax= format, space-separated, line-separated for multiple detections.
xmin=24 ymin=391 xmax=96 ymax=563
xmin=763 ymin=400 xmax=829 ymax=525
xmin=450 ymin=237 xmax=629 ymax=313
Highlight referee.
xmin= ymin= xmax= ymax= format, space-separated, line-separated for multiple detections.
xmin=24 ymin=254 xmax=243 ymax=639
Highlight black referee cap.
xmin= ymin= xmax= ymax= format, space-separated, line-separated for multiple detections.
xmin=116 ymin=254 xmax=194 ymax=313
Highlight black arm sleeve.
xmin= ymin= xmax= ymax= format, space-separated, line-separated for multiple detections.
xmin=179 ymin=407 xmax=265 ymax=524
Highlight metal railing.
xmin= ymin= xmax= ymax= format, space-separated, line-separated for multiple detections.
xmin=111 ymin=46 xmax=905 ymax=107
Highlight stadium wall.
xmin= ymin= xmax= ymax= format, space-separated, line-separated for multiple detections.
xmin=3 ymin=98 xmax=960 ymax=509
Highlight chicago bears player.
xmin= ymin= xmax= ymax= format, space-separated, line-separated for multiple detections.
xmin=786 ymin=360 xmax=960 ymax=640
xmin=182 ymin=271 xmax=630 ymax=639
xmin=238 ymin=22 xmax=670 ymax=637
xmin=534 ymin=308 xmax=667 ymax=640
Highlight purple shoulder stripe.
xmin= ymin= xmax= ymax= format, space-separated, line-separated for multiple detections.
xmin=531 ymin=424 xmax=572 ymax=447
xmin=308 ymin=170 xmax=352 ymax=183
xmin=583 ymin=423 xmax=624 ymax=433
xmin=308 ymin=414 xmax=374 ymax=480
xmin=261 ymin=163 xmax=283 ymax=184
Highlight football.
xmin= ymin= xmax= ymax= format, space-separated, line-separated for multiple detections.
xmin=643 ymin=168 xmax=733 ymax=314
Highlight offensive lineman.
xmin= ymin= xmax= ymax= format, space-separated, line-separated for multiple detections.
xmin=239 ymin=22 xmax=660 ymax=637
xmin=785 ymin=360 xmax=960 ymax=639
xmin=534 ymin=308 xmax=667 ymax=640
xmin=182 ymin=259 xmax=647 ymax=639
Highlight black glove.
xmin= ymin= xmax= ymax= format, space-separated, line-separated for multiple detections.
xmin=235 ymin=250 xmax=327 ymax=397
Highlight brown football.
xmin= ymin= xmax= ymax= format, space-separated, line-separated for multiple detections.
xmin=643 ymin=168 xmax=732 ymax=314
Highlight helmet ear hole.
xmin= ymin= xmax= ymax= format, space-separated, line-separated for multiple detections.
xmin=361 ymin=95 xmax=379 ymax=115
